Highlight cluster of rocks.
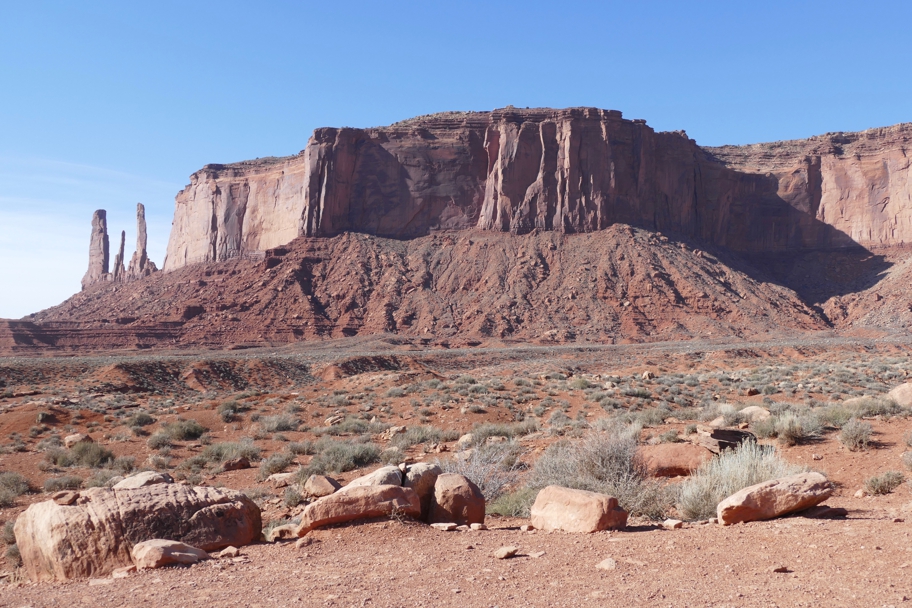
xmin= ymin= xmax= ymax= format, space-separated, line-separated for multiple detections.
xmin=81 ymin=203 xmax=158 ymax=290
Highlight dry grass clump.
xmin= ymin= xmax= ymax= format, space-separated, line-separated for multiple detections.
xmin=259 ymin=414 xmax=300 ymax=433
xmin=161 ymin=419 xmax=207 ymax=441
xmin=44 ymin=442 xmax=115 ymax=469
xmin=294 ymin=438 xmax=381 ymax=479
xmin=257 ymin=453 xmax=296 ymax=480
xmin=42 ymin=475 xmax=84 ymax=492
xmin=865 ymin=471 xmax=904 ymax=495
xmin=470 ymin=420 xmax=538 ymax=446
xmin=0 ymin=472 xmax=30 ymax=507
xmin=201 ymin=441 xmax=262 ymax=464
xmin=678 ymin=441 xmax=804 ymax=521
xmin=839 ymin=418 xmax=873 ymax=451
xmin=391 ymin=426 xmax=461 ymax=449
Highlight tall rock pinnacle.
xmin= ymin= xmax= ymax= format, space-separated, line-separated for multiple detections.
xmin=112 ymin=230 xmax=126 ymax=282
xmin=81 ymin=210 xmax=109 ymax=290
xmin=127 ymin=203 xmax=157 ymax=279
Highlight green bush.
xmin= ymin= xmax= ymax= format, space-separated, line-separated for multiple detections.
xmin=71 ymin=442 xmax=115 ymax=468
xmin=217 ymin=400 xmax=245 ymax=422
xmin=147 ymin=432 xmax=172 ymax=450
xmin=678 ymin=441 xmax=804 ymax=520
xmin=391 ymin=426 xmax=460 ymax=449
xmin=258 ymin=453 xmax=296 ymax=480
xmin=840 ymin=418 xmax=873 ymax=451
xmin=162 ymin=419 xmax=207 ymax=441
xmin=127 ymin=412 xmax=155 ymax=427
xmin=259 ymin=415 xmax=299 ymax=433
xmin=283 ymin=486 xmax=303 ymax=508
xmin=201 ymin=441 xmax=261 ymax=464
xmin=297 ymin=439 xmax=381 ymax=477
xmin=84 ymin=470 xmax=120 ymax=488
xmin=865 ymin=471 xmax=904 ymax=495
xmin=6 ymin=543 xmax=21 ymax=567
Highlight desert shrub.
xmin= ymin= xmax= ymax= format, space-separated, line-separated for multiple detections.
xmin=840 ymin=418 xmax=873 ymax=451
xmin=392 ymin=426 xmax=460 ymax=449
xmin=288 ymin=441 xmax=316 ymax=456
xmin=678 ymin=441 xmax=804 ymax=520
xmin=258 ymin=453 xmax=296 ymax=480
xmin=385 ymin=388 xmax=406 ymax=398
xmin=283 ymin=486 xmax=303 ymax=508
xmin=773 ymin=412 xmax=821 ymax=446
xmin=865 ymin=471 xmax=904 ymax=495
xmin=217 ymin=400 xmax=245 ymax=422
xmin=111 ymin=456 xmax=136 ymax=475
xmin=847 ymin=397 xmax=905 ymax=418
xmin=816 ymin=404 xmax=854 ymax=428
xmin=379 ymin=447 xmax=406 ymax=465
xmin=751 ymin=416 xmax=778 ymax=439
xmin=6 ymin=543 xmax=21 ymax=567
xmin=487 ymin=486 xmax=538 ymax=517
xmin=162 ymin=419 xmax=207 ymax=441
xmin=298 ymin=439 xmax=381 ymax=477
xmin=70 ymin=442 xmax=115 ymax=468
xmin=201 ymin=441 xmax=261 ymax=464
xmin=43 ymin=475 xmax=84 ymax=492
xmin=570 ymin=378 xmax=592 ymax=390
xmin=259 ymin=415 xmax=299 ymax=433
xmin=471 ymin=420 xmax=538 ymax=446
xmin=2 ymin=520 xmax=15 ymax=545
xmin=147 ymin=432 xmax=172 ymax=450
xmin=0 ymin=472 xmax=29 ymax=507
xmin=314 ymin=417 xmax=387 ymax=437
xmin=526 ymin=428 xmax=671 ymax=519
xmin=658 ymin=430 xmax=680 ymax=444
xmin=127 ymin=412 xmax=155 ymax=427
xmin=84 ymin=470 xmax=120 ymax=488
xmin=35 ymin=436 xmax=63 ymax=451
xmin=436 ymin=442 xmax=522 ymax=501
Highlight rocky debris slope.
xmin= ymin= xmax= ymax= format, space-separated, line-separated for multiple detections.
xmin=164 ymin=108 xmax=912 ymax=272
xmin=12 ymin=226 xmax=828 ymax=353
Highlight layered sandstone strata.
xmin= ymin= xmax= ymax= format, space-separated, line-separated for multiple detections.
xmin=163 ymin=108 xmax=912 ymax=271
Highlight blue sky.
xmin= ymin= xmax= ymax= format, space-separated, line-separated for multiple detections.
xmin=1 ymin=1 xmax=910 ymax=318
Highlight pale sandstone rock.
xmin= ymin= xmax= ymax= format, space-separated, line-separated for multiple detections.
xmin=131 ymin=539 xmax=209 ymax=570
xmin=81 ymin=210 xmax=109 ymax=289
xmin=266 ymin=524 xmax=298 ymax=542
xmin=346 ymin=466 xmax=402 ymax=488
xmin=493 ymin=546 xmax=518 ymax=559
xmin=51 ymin=491 xmax=79 ymax=505
xmin=14 ymin=484 xmax=261 ymax=581
xmin=112 ymin=230 xmax=126 ymax=282
xmin=530 ymin=486 xmax=628 ymax=533
xmin=431 ymin=523 xmax=458 ymax=531
xmin=304 ymin=474 xmax=341 ymax=497
xmin=112 ymin=471 xmax=172 ymax=490
xmin=595 ymin=557 xmax=617 ymax=571
xmin=717 ymin=472 xmax=835 ymax=525
xmin=127 ymin=203 xmax=158 ymax=280
xmin=428 ymin=473 xmax=485 ymax=526
xmin=111 ymin=565 xmax=136 ymax=579
xmin=640 ymin=443 xmax=713 ymax=477
xmin=662 ymin=519 xmax=684 ymax=530
xmin=470 ymin=523 xmax=487 ymax=531
xmin=64 ymin=433 xmax=93 ymax=448
xmin=217 ymin=546 xmax=239 ymax=558
xmin=888 ymin=383 xmax=912 ymax=407
xmin=404 ymin=462 xmax=442 ymax=520
xmin=739 ymin=406 xmax=772 ymax=421
xmin=295 ymin=484 xmax=420 ymax=536
xmin=266 ymin=472 xmax=296 ymax=488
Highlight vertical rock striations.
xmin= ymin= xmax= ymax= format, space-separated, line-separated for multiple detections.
xmin=162 ymin=108 xmax=912 ymax=272
xmin=81 ymin=210 xmax=110 ymax=290
xmin=127 ymin=203 xmax=158 ymax=280
xmin=112 ymin=231 xmax=126 ymax=282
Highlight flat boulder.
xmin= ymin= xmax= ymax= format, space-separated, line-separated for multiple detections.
xmin=717 ymin=472 xmax=835 ymax=525
xmin=739 ymin=406 xmax=771 ymax=422
xmin=530 ymin=485 xmax=628 ymax=533
xmin=131 ymin=539 xmax=208 ymax=570
xmin=640 ymin=444 xmax=712 ymax=477
xmin=296 ymin=484 xmax=420 ymax=536
xmin=889 ymin=383 xmax=912 ymax=407
xmin=304 ymin=474 xmax=341 ymax=497
xmin=346 ymin=465 xmax=402 ymax=488
xmin=428 ymin=473 xmax=485 ymax=525
xmin=14 ymin=484 xmax=261 ymax=582
xmin=112 ymin=471 xmax=173 ymax=490
xmin=64 ymin=433 xmax=93 ymax=448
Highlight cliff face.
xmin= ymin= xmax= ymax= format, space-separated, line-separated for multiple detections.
xmin=163 ymin=108 xmax=912 ymax=271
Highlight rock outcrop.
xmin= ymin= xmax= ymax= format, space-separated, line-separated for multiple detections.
xmin=112 ymin=230 xmax=126 ymax=282
xmin=127 ymin=203 xmax=158 ymax=280
xmin=163 ymin=108 xmax=912 ymax=272
xmin=81 ymin=210 xmax=109 ymax=290
xmin=14 ymin=484 xmax=261 ymax=581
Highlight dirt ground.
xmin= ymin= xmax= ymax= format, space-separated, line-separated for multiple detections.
xmin=2 ymin=335 xmax=912 ymax=606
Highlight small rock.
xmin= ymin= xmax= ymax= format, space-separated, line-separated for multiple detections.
xmin=456 ymin=525 xmax=470 ymax=531
xmin=88 ymin=577 xmax=114 ymax=586
xmin=222 ymin=457 xmax=251 ymax=471
xmin=131 ymin=539 xmax=209 ymax=570
xmin=52 ymin=491 xmax=79 ymax=506
xmin=772 ymin=566 xmax=791 ymax=573
xmin=520 ymin=524 xmax=535 ymax=532
xmin=812 ymin=454 xmax=823 ymax=461
xmin=431 ymin=523 xmax=458 ymax=531
xmin=217 ymin=546 xmax=239 ymax=558
xmin=64 ymin=433 xmax=93 ymax=448
xmin=266 ymin=524 xmax=298 ymax=542
xmin=855 ymin=489 xmax=868 ymax=498
xmin=662 ymin=519 xmax=683 ymax=530
xmin=113 ymin=471 xmax=173 ymax=490
xmin=470 ymin=523 xmax=487 ymax=531
xmin=266 ymin=472 xmax=297 ymax=489
xmin=529 ymin=551 xmax=546 ymax=558
xmin=111 ymin=565 xmax=136 ymax=579
xmin=304 ymin=474 xmax=341 ymax=497
xmin=894 ymin=518 xmax=905 ymax=523
xmin=295 ymin=537 xmax=314 ymax=550
xmin=493 ymin=546 xmax=518 ymax=559
xmin=595 ymin=558 xmax=617 ymax=571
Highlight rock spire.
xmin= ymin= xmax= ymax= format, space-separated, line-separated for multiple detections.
xmin=127 ymin=203 xmax=157 ymax=279
xmin=81 ymin=210 xmax=110 ymax=290
xmin=81 ymin=205 xmax=158 ymax=289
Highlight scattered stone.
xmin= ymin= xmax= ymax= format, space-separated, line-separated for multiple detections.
xmin=895 ymin=518 xmax=905 ymax=523
xmin=745 ymin=387 xmax=760 ymax=396
xmin=456 ymin=524 xmax=470 ymax=531
xmin=111 ymin=565 xmax=136 ymax=579
xmin=530 ymin=486 xmax=628 ymax=533
xmin=812 ymin=454 xmax=823 ymax=461
xmin=662 ymin=519 xmax=684 ymax=530
xmin=772 ymin=566 xmax=791 ymax=573
xmin=456 ymin=433 xmax=474 ymax=451
xmin=266 ymin=524 xmax=298 ymax=542
xmin=266 ymin=472 xmax=297 ymax=488
xmin=324 ymin=415 xmax=345 ymax=426
xmin=640 ymin=443 xmax=713 ymax=477
xmin=854 ymin=489 xmax=868 ymax=498
xmin=64 ymin=433 xmax=93 ymax=448
xmin=217 ymin=546 xmax=239 ymax=558
xmin=717 ymin=472 xmax=835 ymax=525
xmin=15 ymin=484 xmax=261 ymax=582
xmin=112 ymin=471 xmax=173 ymax=490
xmin=429 ymin=473 xmax=485 ymax=526
xmin=295 ymin=537 xmax=314 ymax=550
xmin=738 ymin=405 xmax=771 ymax=421
xmin=88 ymin=577 xmax=114 ymax=586
xmin=296 ymin=484 xmax=421 ymax=536
xmin=470 ymin=523 xmax=487 ymax=531
xmin=431 ymin=523 xmax=458 ymax=531
xmin=222 ymin=457 xmax=251 ymax=471
xmin=642 ymin=371 xmax=655 ymax=380
xmin=380 ymin=426 xmax=406 ymax=441
xmin=529 ymin=551 xmax=545 ymax=558
xmin=304 ymin=474 xmax=341 ymax=498
xmin=595 ymin=557 xmax=617 ymax=571
xmin=131 ymin=539 xmax=209 ymax=570
xmin=694 ymin=428 xmax=756 ymax=454
xmin=493 ymin=546 xmax=518 ymax=559
xmin=520 ymin=524 xmax=535 ymax=532
xmin=347 ymin=466 xmax=403 ymax=488
xmin=52 ymin=491 xmax=79 ymax=506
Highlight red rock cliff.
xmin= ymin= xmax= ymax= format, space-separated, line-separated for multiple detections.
xmin=163 ymin=108 xmax=912 ymax=271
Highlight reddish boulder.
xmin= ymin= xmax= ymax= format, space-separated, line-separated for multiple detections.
xmin=530 ymin=486 xmax=628 ymax=533
xmin=717 ymin=472 xmax=835 ymax=525
xmin=296 ymin=485 xmax=420 ymax=536
xmin=640 ymin=443 xmax=713 ymax=477
xmin=428 ymin=473 xmax=485 ymax=526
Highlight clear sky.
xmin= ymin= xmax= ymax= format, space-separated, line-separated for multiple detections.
xmin=1 ymin=1 xmax=910 ymax=318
